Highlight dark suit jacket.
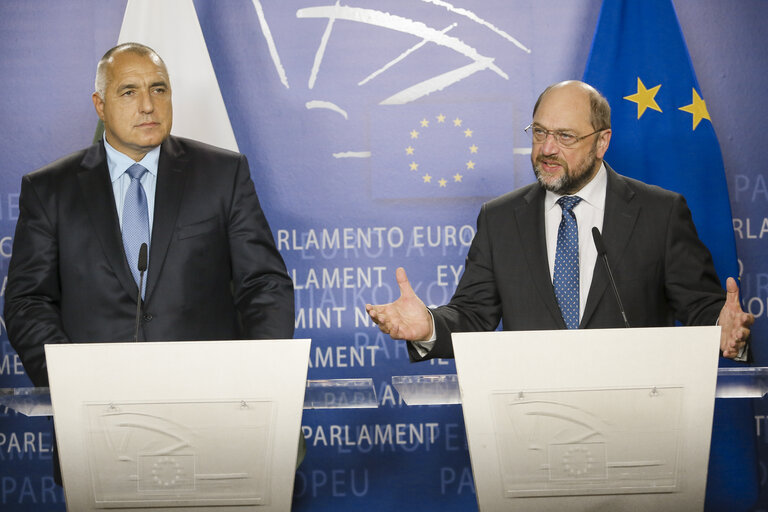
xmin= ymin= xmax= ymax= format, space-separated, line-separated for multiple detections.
xmin=4 ymin=136 xmax=295 ymax=386
xmin=413 ymin=164 xmax=726 ymax=360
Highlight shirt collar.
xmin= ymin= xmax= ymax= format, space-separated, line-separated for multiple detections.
xmin=104 ymin=136 xmax=161 ymax=183
xmin=544 ymin=162 xmax=607 ymax=212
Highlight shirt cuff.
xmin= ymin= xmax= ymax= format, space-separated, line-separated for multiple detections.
xmin=409 ymin=309 xmax=438 ymax=357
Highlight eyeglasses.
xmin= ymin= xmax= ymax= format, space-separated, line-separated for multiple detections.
xmin=524 ymin=124 xmax=605 ymax=148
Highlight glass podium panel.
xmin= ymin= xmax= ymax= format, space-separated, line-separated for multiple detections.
xmin=714 ymin=367 xmax=768 ymax=398
xmin=0 ymin=386 xmax=51 ymax=416
xmin=390 ymin=368 xmax=768 ymax=405
xmin=303 ymin=378 xmax=377 ymax=409
xmin=391 ymin=374 xmax=461 ymax=405
xmin=1 ymin=368 xmax=765 ymax=417
xmin=1 ymin=378 xmax=379 ymax=417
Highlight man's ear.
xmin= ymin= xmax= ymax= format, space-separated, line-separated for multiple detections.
xmin=596 ymin=129 xmax=611 ymax=159
xmin=92 ymin=92 xmax=105 ymax=121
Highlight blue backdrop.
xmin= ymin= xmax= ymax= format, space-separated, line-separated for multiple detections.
xmin=1 ymin=1 xmax=767 ymax=511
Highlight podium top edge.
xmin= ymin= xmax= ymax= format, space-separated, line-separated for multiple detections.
xmin=43 ymin=338 xmax=311 ymax=349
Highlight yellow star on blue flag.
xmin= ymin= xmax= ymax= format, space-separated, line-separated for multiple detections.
xmin=678 ymin=88 xmax=711 ymax=130
xmin=623 ymin=77 xmax=662 ymax=118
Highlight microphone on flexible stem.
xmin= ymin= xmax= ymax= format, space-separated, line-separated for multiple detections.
xmin=591 ymin=227 xmax=630 ymax=328
xmin=133 ymin=243 xmax=148 ymax=342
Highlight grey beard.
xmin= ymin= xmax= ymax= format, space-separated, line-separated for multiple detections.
xmin=532 ymin=144 xmax=599 ymax=195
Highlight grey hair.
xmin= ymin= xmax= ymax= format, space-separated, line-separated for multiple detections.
xmin=94 ymin=42 xmax=167 ymax=99
xmin=532 ymin=80 xmax=611 ymax=131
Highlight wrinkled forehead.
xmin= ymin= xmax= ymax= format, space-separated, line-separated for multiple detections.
xmin=105 ymin=51 xmax=169 ymax=86
xmin=534 ymin=85 xmax=592 ymax=131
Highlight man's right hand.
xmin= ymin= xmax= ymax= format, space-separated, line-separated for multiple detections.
xmin=365 ymin=267 xmax=433 ymax=342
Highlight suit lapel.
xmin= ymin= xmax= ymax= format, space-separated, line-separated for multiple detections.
xmin=515 ymin=185 xmax=567 ymax=328
xmin=77 ymin=141 xmax=138 ymax=299
xmin=581 ymin=165 xmax=639 ymax=326
xmin=145 ymin=136 xmax=187 ymax=302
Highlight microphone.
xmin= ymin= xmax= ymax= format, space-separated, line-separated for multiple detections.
xmin=133 ymin=243 xmax=148 ymax=342
xmin=591 ymin=227 xmax=630 ymax=328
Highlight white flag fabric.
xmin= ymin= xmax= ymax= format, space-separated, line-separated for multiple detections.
xmin=117 ymin=0 xmax=238 ymax=151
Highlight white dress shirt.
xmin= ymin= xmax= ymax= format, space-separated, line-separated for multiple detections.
xmin=544 ymin=163 xmax=607 ymax=321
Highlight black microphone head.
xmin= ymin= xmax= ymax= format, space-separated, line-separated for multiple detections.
xmin=138 ymin=243 xmax=148 ymax=272
xmin=591 ymin=227 xmax=607 ymax=256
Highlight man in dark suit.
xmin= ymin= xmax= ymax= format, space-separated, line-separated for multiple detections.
xmin=4 ymin=42 xmax=294 ymax=388
xmin=366 ymin=80 xmax=752 ymax=360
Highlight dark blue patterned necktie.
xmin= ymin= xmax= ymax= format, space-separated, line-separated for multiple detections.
xmin=554 ymin=195 xmax=582 ymax=329
xmin=122 ymin=163 xmax=149 ymax=297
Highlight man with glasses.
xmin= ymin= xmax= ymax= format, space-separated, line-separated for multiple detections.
xmin=366 ymin=80 xmax=752 ymax=360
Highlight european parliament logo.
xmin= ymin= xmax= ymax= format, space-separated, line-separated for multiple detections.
xmin=192 ymin=2 xmax=535 ymax=200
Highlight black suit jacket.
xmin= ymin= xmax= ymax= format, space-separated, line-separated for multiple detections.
xmin=4 ymin=136 xmax=295 ymax=386
xmin=414 ymin=164 xmax=726 ymax=360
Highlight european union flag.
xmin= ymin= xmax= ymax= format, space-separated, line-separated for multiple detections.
xmin=583 ymin=0 xmax=736 ymax=285
xmin=583 ymin=1 xmax=758 ymax=510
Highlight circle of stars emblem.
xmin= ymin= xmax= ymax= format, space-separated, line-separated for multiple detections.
xmin=405 ymin=113 xmax=479 ymax=189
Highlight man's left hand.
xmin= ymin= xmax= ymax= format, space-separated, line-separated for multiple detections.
xmin=719 ymin=277 xmax=754 ymax=359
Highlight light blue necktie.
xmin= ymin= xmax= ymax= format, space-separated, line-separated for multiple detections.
xmin=553 ymin=195 xmax=582 ymax=329
xmin=122 ymin=163 xmax=150 ymax=297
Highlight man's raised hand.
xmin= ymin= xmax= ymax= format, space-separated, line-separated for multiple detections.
xmin=365 ymin=267 xmax=433 ymax=342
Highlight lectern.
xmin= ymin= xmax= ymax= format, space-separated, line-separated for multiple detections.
xmin=44 ymin=338 xmax=311 ymax=512
xmin=398 ymin=326 xmax=723 ymax=511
